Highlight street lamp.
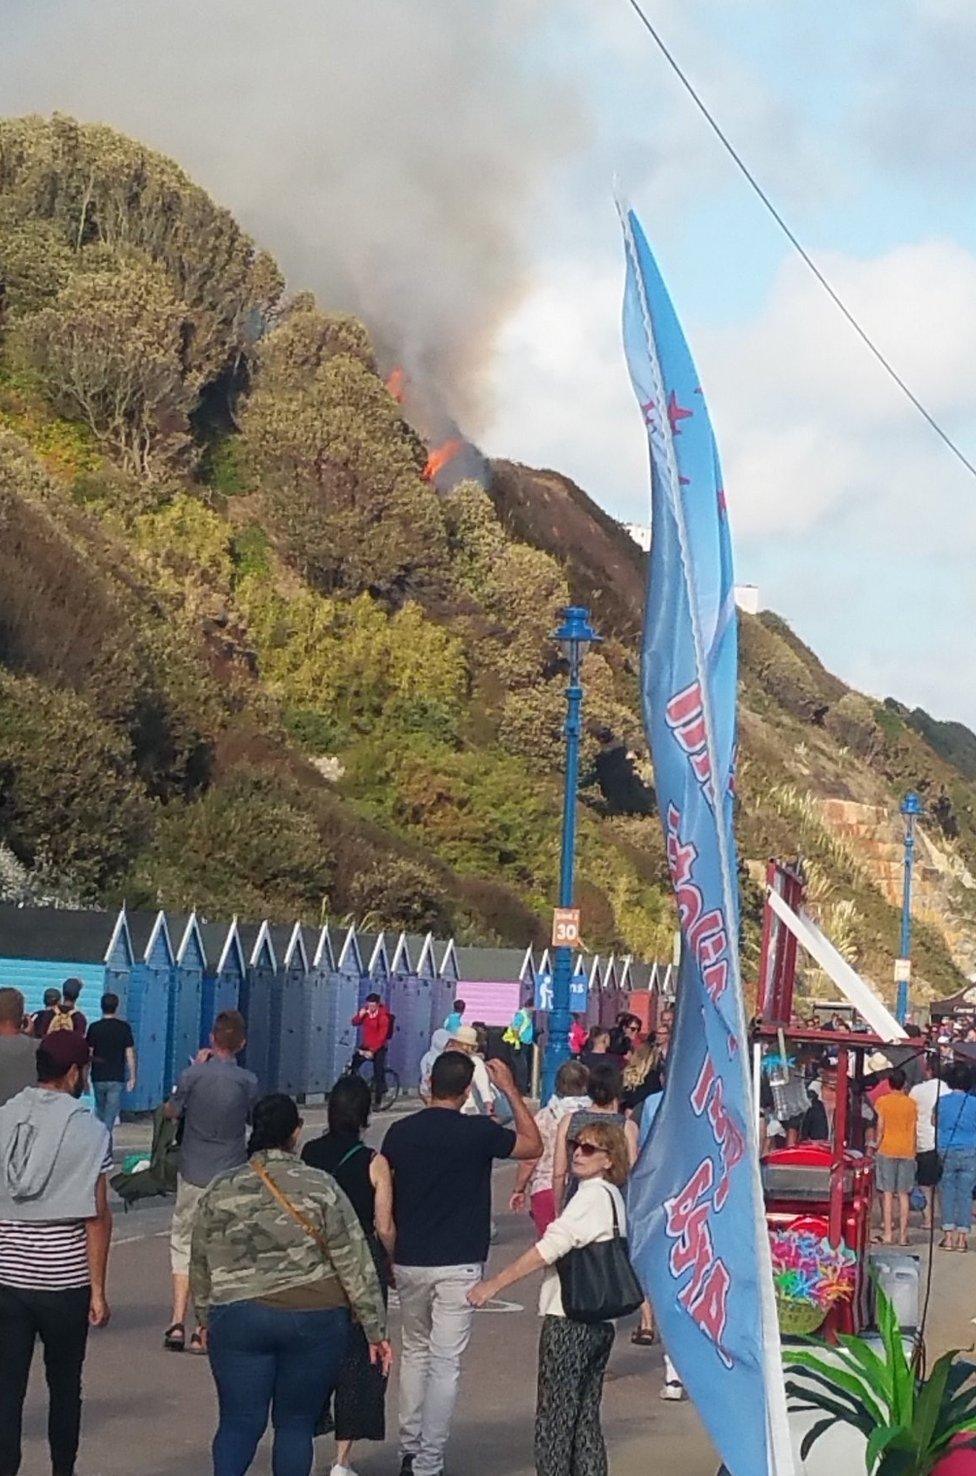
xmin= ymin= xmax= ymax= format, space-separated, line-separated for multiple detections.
xmin=540 ymin=605 xmax=602 ymax=1101
xmin=895 ymin=790 xmax=923 ymax=1025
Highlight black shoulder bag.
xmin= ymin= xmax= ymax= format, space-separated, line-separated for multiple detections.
xmin=556 ymin=1186 xmax=644 ymax=1324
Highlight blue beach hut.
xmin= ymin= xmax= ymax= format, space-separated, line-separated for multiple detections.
xmin=238 ymin=921 xmax=277 ymax=1092
xmin=432 ymin=936 xmax=461 ymax=1030
xmin=124 ymin=909 xmax=175 ymax=1109
xmin=308 ymin=925 xmax=342 ymax=1096
xmin=198 ymin=917 xmax=246 ymax=1044
xmin=329 ymin=925 xmax=364 ymax=1086
xmin=0 ymin=904 xmax=133 ymax=1023
xmin=164 ymin=912 xmax=207 ymax=1094
xmin=270 ymin=921 xmax=312 ymax=1098
xmin=387 ymin=931 xmax=438 ymax=1091
xmin=356 ymin=931 xmax=392 ymax=1006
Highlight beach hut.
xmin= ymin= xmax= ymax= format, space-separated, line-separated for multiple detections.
xmin=238 ymin=921 xmax=277 ymax=1092
xmin=160 ymin=912 xmax=207 ymax=1094
xmin=355 ymin=931 xmax=391 ymax=1007
xmin=123 ymin=910 xmax=176 ymax=1109
xmin=270 ymin=922 xmax=313 ymax=1098
xmin=198 ymin=917 xmax=246 ymax=1045
xmin=452 ymin=943 xmax=536 ymax=1027
xmin=431 ymin=937 xmax=461 ymax=1028
xmin=306 ymin=925 xmax=338 ymax=1097
xmin=621 ymin=955 xmax=656 ymax=1031
xmin=0 ymin=903 xmax=132 ymax=1024
xmin=387 ymin=932 xmax=439 ymax=1091
xmin=327 ymin=925 xmax=365 ymax=1086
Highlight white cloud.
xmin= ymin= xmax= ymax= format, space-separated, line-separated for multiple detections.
xmin=701 ymin=239 xmax=976 ymax=543
xmin=483 ymin=235 xmax=976 ymax=726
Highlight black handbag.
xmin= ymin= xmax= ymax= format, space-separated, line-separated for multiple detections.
xmin=556 ymin=1186 xmax=644 ymax=1324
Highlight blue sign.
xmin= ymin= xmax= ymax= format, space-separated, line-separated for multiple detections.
xmin=620 ymin=206 xmax=793 ymax=1476
xmin=535 ymin=970 xmax=588 ymax=1013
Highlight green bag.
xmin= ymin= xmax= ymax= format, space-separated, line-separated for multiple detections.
xmin=110 ymin=1104 xmax=180 ymax=1209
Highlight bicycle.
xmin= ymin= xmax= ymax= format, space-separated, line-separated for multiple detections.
xmin=345 ymin=1054 xmax=401 ymax=1112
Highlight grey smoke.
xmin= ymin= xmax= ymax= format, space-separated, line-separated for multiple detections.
xmin=0 ymin=0 xmax=586 ymax=426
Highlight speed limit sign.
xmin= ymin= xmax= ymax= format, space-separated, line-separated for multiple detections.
xmin=552 ymin=908 xmax=581 ymax=948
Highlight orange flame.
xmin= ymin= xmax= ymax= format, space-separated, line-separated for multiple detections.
xmin=386 ymin=366 xmax=406 ymax=403
xmin=423 ymin=438 xmax=463 ymax=481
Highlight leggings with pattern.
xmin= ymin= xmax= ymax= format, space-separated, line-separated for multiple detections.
xmin=534 ymin=1314 xmax=615 ymax=1476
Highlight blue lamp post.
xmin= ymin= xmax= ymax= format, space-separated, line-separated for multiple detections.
xmin=541 ymin=605 xmax=601 ymax=1101
xmin=896 ymin=790 xmax=923 ymax=1025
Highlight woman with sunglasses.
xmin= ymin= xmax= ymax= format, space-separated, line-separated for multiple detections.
xmin=468 ymin=1121 xmax=630 ymax=1476
xmin=550 ymin=1060 xmax=638 ymax=1211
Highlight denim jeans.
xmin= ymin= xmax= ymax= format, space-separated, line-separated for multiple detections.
xmin=208 ymin=1299 xmax=349 ymax=1476
xmin=92 ymin=1080 xmax=124 ymax=1137
xmin=940 ymin=1147 xmax=976 ymax=1231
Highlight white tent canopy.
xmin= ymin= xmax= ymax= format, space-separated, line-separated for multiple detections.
xmin=766 ymin=886 xmax=907 ymax=1044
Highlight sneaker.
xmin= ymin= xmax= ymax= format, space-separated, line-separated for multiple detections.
xmin=330 ymin=1465 xmax=358 ymax=1476
xmin=660 ymin=1379 xmax=685 ymax=1401
xmin=399 ymin=1457 xmax=415 ymax=1476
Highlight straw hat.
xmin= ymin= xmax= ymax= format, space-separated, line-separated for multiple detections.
xmin=865 ymin=1051 xmax=891 ymax=1074
xmin=450 ymin=1025 xmax=480 ymax=1049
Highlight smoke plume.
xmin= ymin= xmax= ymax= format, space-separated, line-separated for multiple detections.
xmin=1 ymin=0 xmax=586 ymax=427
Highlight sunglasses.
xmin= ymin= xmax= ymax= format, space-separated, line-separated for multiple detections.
xmin=567 ymin=1138 xmax=604 ymax=1158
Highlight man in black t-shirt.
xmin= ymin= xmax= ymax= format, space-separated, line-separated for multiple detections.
xmin=86 ymin=993 xmax=136 ymax=1138
xmin=383 ymin=1051 xmax=541 ymax=1476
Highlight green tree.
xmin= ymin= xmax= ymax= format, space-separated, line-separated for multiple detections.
xmin=15 ymin=260 xmax=194 ymax=474
xmin=0 ymin=114 xmax=283 ymax=387
xmin=243 ymin=347 xmax=446 ymax=599
xmin=255 ymin=295 xmax=374 ymax=389
xmin=444 ymin=482 xmax=570 ymax=684
xmin=0 ymin=203 xmax=74 ymax=319
xmin=347 ymin=856 xmax=450 ymax=933
xmin=135 ymin=767 xmax=332 ymax=918
xmin=237 ymin=577 xmax=467 ymax=748
xmin=0 ymin=670 xmax=152 ymax=896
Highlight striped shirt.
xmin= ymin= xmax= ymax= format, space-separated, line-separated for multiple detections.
xmin=0 ymin=1149 xmax=112 ymax=1291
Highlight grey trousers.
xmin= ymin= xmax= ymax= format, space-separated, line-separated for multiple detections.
xmin=395 ymin=1262 xmax=482 ymax=1476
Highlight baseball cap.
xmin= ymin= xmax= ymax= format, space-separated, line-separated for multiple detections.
xmin=451 ymin=1025 xmax=479 ymax=1048
xmin=37 ymin=1032 xmax=91 ymax=1074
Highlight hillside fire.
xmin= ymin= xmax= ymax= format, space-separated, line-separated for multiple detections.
xmin=423 ymin=437 xmax=463 ymax=481
xmin=385 ymin=366 xmax=406 ymax=403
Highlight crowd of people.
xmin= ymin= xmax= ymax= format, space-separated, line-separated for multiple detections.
xmin=0 ymin=983 xmax=672 ymax=1476
xmin=11 ymin=968 xmax=976 ymax=1476
xmin=761 ymin=1016 xmax=976 ymax=1251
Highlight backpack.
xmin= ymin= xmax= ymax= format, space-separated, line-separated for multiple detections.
xmin=110 ymin=1105 xmax=180 ymax=1208
xmin=46 ymin=1006 xmax=76 ymax=1034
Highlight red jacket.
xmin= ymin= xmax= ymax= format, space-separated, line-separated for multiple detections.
xmin=352 ymin=1005 xmax=392 ymax=1054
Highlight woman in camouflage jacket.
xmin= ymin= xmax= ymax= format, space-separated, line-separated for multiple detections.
xmin=190 ymin=1093 xmax=391 ymax=1476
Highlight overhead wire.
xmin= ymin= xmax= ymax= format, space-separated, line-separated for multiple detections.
xmin=622 ymin=0 xmax=976 ymax=482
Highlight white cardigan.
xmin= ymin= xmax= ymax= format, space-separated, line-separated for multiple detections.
xmin=536 ymin=1177 xmax=628 ymax=1318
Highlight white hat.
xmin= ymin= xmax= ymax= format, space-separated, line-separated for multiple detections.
xmin=451 ymin=1025 xmax=479 ymax=1048
xmin=865 ymin=1051 xmax=891 ymax=1074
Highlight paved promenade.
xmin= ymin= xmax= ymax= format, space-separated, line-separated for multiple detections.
xmin=15 ymin=1104 xmax=973 ymax=1474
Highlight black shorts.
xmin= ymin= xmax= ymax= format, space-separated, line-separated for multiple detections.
xmin=916 ymin=1149 xmax=941 ymax=1187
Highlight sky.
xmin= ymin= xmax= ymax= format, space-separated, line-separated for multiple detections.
xmin=3 ymin=0 xmax=975 ymax=728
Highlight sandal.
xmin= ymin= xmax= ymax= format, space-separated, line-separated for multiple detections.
xmin=163 ymin=1323 xmax=185 ymax=1352
xmin=631 ymin=1327 xmax=657 ymax=1346
xmin=188 ymin=1328 xmax=207 ymax=1354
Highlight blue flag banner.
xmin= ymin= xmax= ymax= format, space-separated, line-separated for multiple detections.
xmin=619 ymin=206 xmax=794 ymax=1476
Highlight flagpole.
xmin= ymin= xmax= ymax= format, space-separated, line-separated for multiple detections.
xmin=618 ymin=201 xmax=796 ymax=1476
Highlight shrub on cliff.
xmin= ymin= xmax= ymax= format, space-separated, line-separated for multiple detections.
xmin=0 ymin=670 xmax=152 ymax=895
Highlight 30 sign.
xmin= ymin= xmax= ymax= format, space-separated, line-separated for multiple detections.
xmin=552 ymin=907 xmax=581 ymax=948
